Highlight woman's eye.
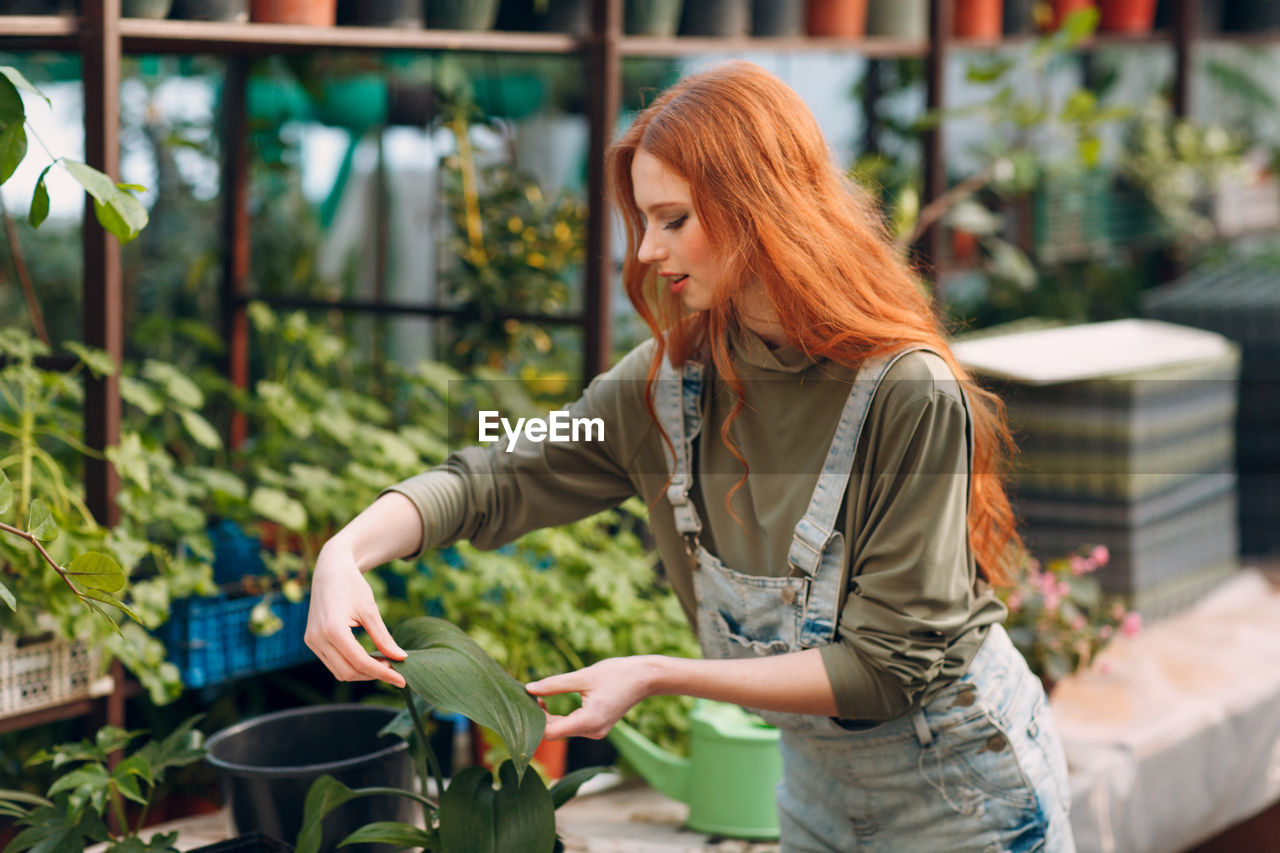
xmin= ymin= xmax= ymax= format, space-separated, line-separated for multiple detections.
xmin=663 ymin=214 xmax=688 ymax=231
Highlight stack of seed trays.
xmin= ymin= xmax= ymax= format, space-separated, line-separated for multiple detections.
xmin=1142 ymin=262 xmax=1280 ymax=556
xmin=955 ymin=319 xmax=1241 ymax=620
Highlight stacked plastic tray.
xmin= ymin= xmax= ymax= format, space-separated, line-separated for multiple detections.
xmin=955 ymin=320 xmax=1241 ymax=619
xmin=1141 ymin=262 xmax=1280 ymax=556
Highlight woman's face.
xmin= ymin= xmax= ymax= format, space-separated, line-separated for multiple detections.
xmin=631 ymin=148 xmax=724 ymax=312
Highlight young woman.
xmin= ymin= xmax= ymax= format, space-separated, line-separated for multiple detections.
xmin=306 ymin=61 xmax=1075 ymax=852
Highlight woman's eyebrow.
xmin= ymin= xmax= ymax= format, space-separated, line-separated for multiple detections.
xmin=638 ymin=200 xmax=686 ymax=216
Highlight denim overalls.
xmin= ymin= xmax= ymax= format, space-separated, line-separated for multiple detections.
xmin=655 ymin=347 xmax=1076 ymax=853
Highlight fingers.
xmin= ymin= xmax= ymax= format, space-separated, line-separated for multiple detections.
xmin=525 ymin=672 xmax=583 ymax=697
xmin=542 ymin=708 xmax=611 ymax=742
xmin=362 ymin=607 xmax=408 ymax=662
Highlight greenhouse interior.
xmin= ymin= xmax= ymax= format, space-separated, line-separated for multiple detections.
xmin=2 ymin=1 xmax=1280 ymax=851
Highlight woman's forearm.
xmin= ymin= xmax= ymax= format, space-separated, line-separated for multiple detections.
xmin=323 ymin=491 xmax=425 ymax=571
xmin=647 ymin=648 xmax=839 ymax=717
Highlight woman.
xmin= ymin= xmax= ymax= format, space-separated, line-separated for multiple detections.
xmin=306 ymin=61 xmax=1075 ymax=852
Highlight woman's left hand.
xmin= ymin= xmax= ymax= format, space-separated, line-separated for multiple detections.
xmin=525 ymin=656 xmax=660 ymax=740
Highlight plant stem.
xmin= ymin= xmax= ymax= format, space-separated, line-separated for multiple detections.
xmin=405 ymin=690 xmax=445 ymax=812
xmin=0 ymin=521 xmax=79 ymax=594
xmin=109 ymin=787 xmax=129 ymax=843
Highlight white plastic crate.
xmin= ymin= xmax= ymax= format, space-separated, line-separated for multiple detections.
xmin=0 ymin=631 xmax=113 ymax=719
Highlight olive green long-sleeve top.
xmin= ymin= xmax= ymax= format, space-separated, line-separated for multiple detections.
xmin=387 ymin=327 xmax=1007 ymax=722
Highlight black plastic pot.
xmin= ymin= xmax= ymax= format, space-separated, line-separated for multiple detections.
xmin=751 ymin=0 xmax=803 ymax=35
xmin=679 ymin=0 xmax=750 ymax=35
xmin=1154 ymin=0 xmax=1224 ymax=32
xmin=542 ymin=0 xmax=589 ymax=33
xmin=429 ymin=0 xmax=499 ymax=29
xmin=205 ymin=705 xmax=413 ymax=853
xmin=336 ymin=0 xmax=422 ymax=27
xmin=169 ymin=0 xmax=248 ymax=21
xmin=1221 ymin=0 xmax=1272 ymax=31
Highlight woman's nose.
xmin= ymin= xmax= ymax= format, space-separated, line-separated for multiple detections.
xmin=637 ymin=229 xmax=665 ymax=264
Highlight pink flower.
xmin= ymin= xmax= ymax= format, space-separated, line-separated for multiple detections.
xmin=1043 ymin=589 xmax=1062 ymax=613
xmin=1037 ymin=571 xmax=1059 ymax=596
xmin=1091 ymin=545 xmax=1110 ymax=568
xmin=1070 ymin=555 xmax=1096 ymax=576
xmin=1070 ymin=614 xmax=1087 ymax=631
xmin=1007 ymin=591 xmax=1023 ymax=612
xmin=1120 ymin=612 xmax=1143 ymax=638
xmin=1099 ymin=624 xmax=1113 ymax=640
xmin=1057 ymin=580 xmax=1071 ymax=598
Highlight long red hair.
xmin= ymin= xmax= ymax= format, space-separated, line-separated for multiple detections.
xmin=608 ymin=61 xmax=1021 ymax=586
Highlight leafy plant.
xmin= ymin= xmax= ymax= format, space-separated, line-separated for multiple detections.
xmin=0 ymin=66 xmax=147 ymax=243
xmin=0 ymin=714 xmax=207 ymax=853
xmin=297 ymin=617 xmax=606 ymax=853
xmin=999 ymin=544 xmax=1142 ymax=688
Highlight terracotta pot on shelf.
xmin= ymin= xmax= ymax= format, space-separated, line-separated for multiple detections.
xmin=1048 ymin=0 xmax=1097 ymax=30
xmin=954 ymin=0 xmax=1003 ymax=38
xmin=807 ymin=0 xmax=868 ymax=37
xmin=1098 ymin=0 xmax=1155 ymax=32
xmin=250 ymin=0 xmax=335 ymax=25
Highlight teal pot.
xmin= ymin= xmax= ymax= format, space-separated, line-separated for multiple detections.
xmin=0 ymin=0 xmax=77 ymax=12
xmin=123 ymin=0 xmax=173 ymax=15
xmin=867 ymin=0 xmax=929 ymax=37
xmin=627 ymin=0 xmax=683 ymax=34
xmin=170 ymin=0 xmax=248 ymax=20
xmin=1003 ymin=0 xmax=1035 ymax=33
xmin=751 ymin=0 xmax=803 ymax=35
xmin=315 ymin=75 xmax=390 ymax=130
xmin=1224 ymin=0 xmax=1280 ymax=30
xmin=205 ymin=705 xmax=412 ymax=853
xmin=430 ymin=0 xmax=499 ymax=29
xmin=679 ymin=0 xmax=750 ymax=35
xmin=336 ymin=0 xmax=422 ymax=27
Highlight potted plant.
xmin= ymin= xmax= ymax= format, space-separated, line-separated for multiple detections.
xmin=250 ymin=0 xmax=336 ymax=26
xmin=293 ymin=617 xmax=607 ymax=853
xmin=999 ymin=545 xmax=1142 ymax=691
xmin=954 ymin=0 xmax=1003 ymax=39
xmin=678 ymin=0 xmax=750 ymax=36
xmin=807 ymin=0 xmax=867 ymax=36
xmin=0 ymin=714 xmax=208 ymax=853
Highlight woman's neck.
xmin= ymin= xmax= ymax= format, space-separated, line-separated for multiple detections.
xmin=735 ymin=279 xmax=789 ymax=349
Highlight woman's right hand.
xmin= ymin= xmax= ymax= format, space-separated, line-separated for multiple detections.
xmin=305 ymin=539 xmax=408 ymax=688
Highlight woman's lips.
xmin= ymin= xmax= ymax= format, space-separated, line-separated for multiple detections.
xmin=669 ymin=275 xmax=688 ymax=294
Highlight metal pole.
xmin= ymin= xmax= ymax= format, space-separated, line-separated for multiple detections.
xmin=583 ymin=0 xmax=621 ymax=385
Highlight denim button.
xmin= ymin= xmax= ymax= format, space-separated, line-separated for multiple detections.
xmin=985 ymin=733 xmax=1007 ymax=753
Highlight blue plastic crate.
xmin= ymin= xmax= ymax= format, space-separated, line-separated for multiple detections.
xmin=208 ymin=519 xmax=267 ymax=586
xmin=161 ymin=591 xmax=314 ymax=689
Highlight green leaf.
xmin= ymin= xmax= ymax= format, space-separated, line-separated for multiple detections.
xmin=0 ymin=120 xmax=28 ymax=185
xmin=64 ymin=341 xmax=117 ymax=378
xmin=296 ymin=776 xmax=361 ymax=853
xmin=120 ymin=375 xmax=164 ymax=416
xmin=0 ymin=72 xmax=24 ymax=127
xmin=438 ymin=761 xmax=555 ymax=853
xmin=338 ymin=822 xmax=438 ymax=849
xmin=62 ymin=160 xmax=148 ymax=243
xmin=0 ymin=67 xmax=49 ymax=108
xmin=0 ymin=789 xmax=51 ymax=810
xmin=27 ymin=498 xmax=57 ymax=542
xmin=393 ymin=617 xmax=545 ymax=782
xmin=29 ymin=164 xmax=50 ymax=227
xmin=65 ymin=551 xmax=125 ymax=592
xmin=549 ymin=765 xmax=607 ymax=810
xmin=177 ymin=408 xmax=222 ymax=450
xmin=4 ymin=801 xmax=108 ymax=853
xmin=0 ymin=469 xmax=12 ymax=515
xmin=141 ymin=360 xmax=203 ymax=408
xmin=0 ymin=579 xmax=14 ymax=611
xmin=136 ymin=714 xmax=207 ymax=780
xmin=80 ymin=588 xmax=142 ymax=625
xmin=249 ymin=487 xmax=308 ymax=532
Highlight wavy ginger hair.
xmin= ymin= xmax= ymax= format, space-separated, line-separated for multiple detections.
xmin=609 ymin=61 xmax=1021 ymax=586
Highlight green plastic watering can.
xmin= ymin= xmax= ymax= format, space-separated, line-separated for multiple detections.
xmin=607 ymin=700 xmax=782 ymax=839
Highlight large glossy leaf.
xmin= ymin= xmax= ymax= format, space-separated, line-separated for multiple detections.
xmin=28 ymin=164 xmax=50 ymax=227
xmin=438 ymin=762 xmax=555 ymax=853
xmin=0 ymin=67 xmax=48 ymax=107
xmin=296 ymin=775 xmax=432 ymax=853
xmin=549 ymin=765 xmax=607 ymax=810
xmin=0 ymin=112 xmax=25 ymax=185
xmin=392 ymin=617 xmax=544 ymax=780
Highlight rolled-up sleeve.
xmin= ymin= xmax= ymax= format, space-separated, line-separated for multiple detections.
xmin=385 ymin=341 xmax=656 ymax=557
xmin=819 ymin=386 xmax=978 ymax=722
